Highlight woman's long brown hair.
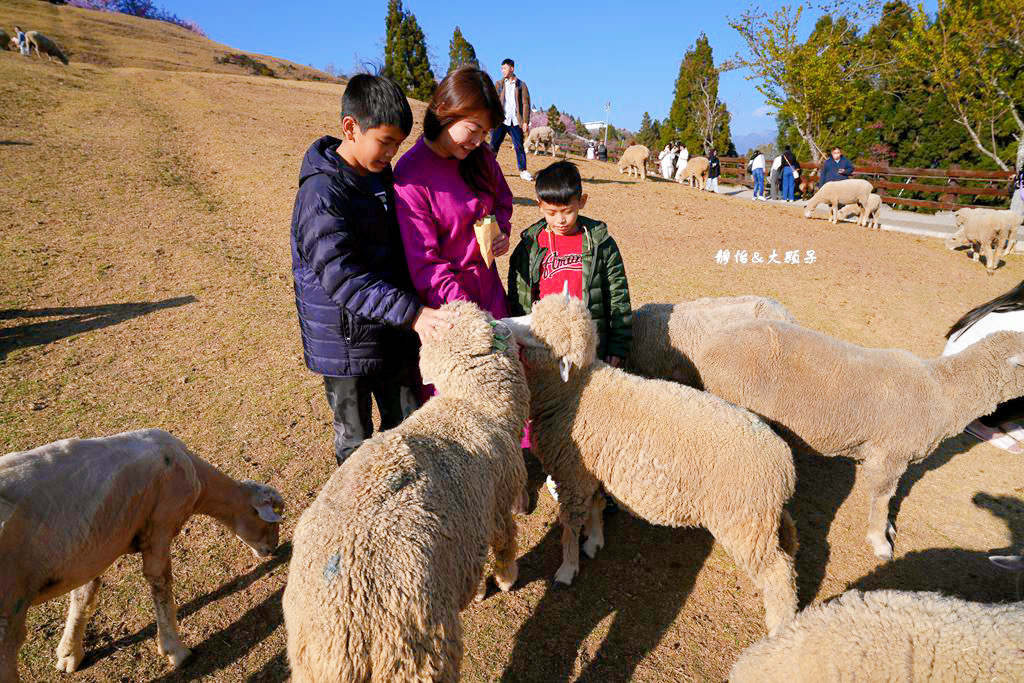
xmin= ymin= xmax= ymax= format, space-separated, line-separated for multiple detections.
xmin=423 ymin=66 xmax=504 ymax=198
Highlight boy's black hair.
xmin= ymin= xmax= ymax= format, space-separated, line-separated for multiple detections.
xmin=535 ymin=161 xmax=584 ymax=205
xmin=502 ymin=58 xmax=515 ymax=67
xmin=340 ymin=73 xmax=413 ymax=136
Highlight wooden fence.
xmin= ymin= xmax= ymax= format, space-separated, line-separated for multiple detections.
xmin=544 ymin=137 xmax=1015 ymax=212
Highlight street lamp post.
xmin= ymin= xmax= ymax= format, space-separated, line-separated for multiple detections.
xmin=603 ymin=101 xmax=610 ymax=146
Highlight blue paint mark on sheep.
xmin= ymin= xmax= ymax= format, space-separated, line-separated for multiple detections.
xmin=323 ymin=553 xmax=341 ymax=584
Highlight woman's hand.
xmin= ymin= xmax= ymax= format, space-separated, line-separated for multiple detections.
xmin=412 ymin=306 xmax=457 ymax=341
xmin=492 ymin=231 xmax=510 ymax=258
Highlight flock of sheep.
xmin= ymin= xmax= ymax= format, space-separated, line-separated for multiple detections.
xmin=4 ymin=286 xmax=1024 ymax=681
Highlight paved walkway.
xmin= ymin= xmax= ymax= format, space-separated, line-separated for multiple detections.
xmin=716 ymin=183 xmax=958 ymax=239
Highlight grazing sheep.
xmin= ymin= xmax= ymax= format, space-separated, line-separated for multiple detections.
xmin=0 ymin=429 xmax=283 ymax=681
xmin=283 ymin=300 xmax=529 ymax=683
xmin=526 ymin=125 xmax=554 ymax=155
xmin=617 ymin=144 xmax=650 ymax=180
xmin=803 ymin=178 xmax=873 ymax=224
xmin=836 ymin=192 xmax=883 ymax=229
xmin=674 ymin=155 xmax=710 ymax=190
xmin=25 ymin=31 xmax=68 ymax=65
xmin=502 ymin=292 xmax=799 ymax=634
xmin=626 ymin=295 xmax=796 ymax=387
xmin=693 ymin=320 xmax=1024 ymax=559
xmin=947 ymin=207 xmax=1022 ymax=275
xmin=729 ymin=589 xmax=1024 ymax=682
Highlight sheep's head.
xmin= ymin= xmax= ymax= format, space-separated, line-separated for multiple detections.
xmin=502 ymin=289 xmax=597 ymax=382
xmin=233 ymin=482 xmax=284 ymax=558
xmin=419 ymin=300 xmax=526 ymax=404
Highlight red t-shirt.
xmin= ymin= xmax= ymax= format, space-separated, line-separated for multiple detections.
xmin=538 ymin=229 xmax=584 ymax=300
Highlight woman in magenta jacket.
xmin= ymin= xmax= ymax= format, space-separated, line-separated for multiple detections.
xmin=394 ymin=65 xmax=514 ymax=320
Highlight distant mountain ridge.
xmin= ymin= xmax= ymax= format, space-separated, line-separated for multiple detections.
xmin=732 ymin=129 xmax=776 ymax=154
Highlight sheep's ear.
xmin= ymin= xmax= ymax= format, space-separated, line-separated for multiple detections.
xmin=559 ymin=357 xmax=572 ymax=382
xmin=254 ymin=501 xmax=283 ymax=524
xmin=1009 ymin=354 xmax=1024 ymax=367
xmin=990 ymin=555 xmax=1024 ymax=572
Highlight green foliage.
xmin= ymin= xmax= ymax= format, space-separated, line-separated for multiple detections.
xmin=547 ymin=105 xmax=566 ymax=135
xmin=663 ymin=34 xmax=733 ymax=154
xmin=383 ymin=0 xmax=436 ymax=101
xmin=448 ymin=26 xmax=478 ymax=73
xmin=636 ymin=112 xmax=662 ymax=149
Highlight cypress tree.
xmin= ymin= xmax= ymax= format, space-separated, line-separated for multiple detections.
xmin=448 ymin=26 xmax=478 ymax=73
xmin=547 ymin=105 xmax=566 ymax=134
xmin=382 ymin=0 xmax=436 ymax=100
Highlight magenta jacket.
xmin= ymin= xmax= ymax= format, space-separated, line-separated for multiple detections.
xmin=394 ymin=138 xmax=513 ymax=319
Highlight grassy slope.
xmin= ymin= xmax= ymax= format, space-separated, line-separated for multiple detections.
xmin=1 ymin=1 xmax=1022 ymax=681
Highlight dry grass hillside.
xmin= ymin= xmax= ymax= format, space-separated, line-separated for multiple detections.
xmin=2 ymin=1 xmax=1023 ymax=681
xmin=0 ymin=0 xmax=339 ymax=80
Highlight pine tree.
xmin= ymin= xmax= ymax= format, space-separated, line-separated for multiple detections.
xmin=382 ymin=0 xmax=436 ymax=100
xmin=664 ymin=34 xmax=732 ymax=154
xmin=547 ymin=105 xmax=566 ymax=135
xmin=637 ymin=112 xmax=659 ymax=149
xmin=448 ymin=26 xmax=478 ymax=73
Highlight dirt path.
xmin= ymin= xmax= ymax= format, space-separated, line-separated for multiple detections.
xmin=2 ymin=56 xmax=1022 ymax=682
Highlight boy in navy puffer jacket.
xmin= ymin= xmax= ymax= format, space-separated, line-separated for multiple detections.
xmin=291 ymin=74 xmax=453 ymax=465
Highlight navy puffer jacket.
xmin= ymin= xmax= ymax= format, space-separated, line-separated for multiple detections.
xmin=290 ymin=136 xmax=421 ymax=377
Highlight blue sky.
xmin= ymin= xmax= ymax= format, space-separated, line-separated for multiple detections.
xmin=164 ymin=1 xmax=926 ymax=141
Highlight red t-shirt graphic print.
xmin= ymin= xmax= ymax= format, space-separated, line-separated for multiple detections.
xmin=538 ymin=230 xmax=584 ymax=300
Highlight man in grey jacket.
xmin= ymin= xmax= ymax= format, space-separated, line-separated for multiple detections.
xmin=490 ymin=58 xmax=533 ymax=181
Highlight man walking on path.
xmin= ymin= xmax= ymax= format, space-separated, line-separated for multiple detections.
xmin=490 ymin=58 xmax=533 ymax=181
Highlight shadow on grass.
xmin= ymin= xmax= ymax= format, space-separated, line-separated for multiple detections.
xmin=79 ymin=542 xmax=290 ymax=675
xmin=512 ymin=196 xmax=535 ymax=207
xmin=501 ymin=516 xmax=714 ymax=682
xmin=0 ymin=140 xmax=33 ymax=146
xmin=847 ymin=493 xmax=1024 ymax=602
xmin=0 ymin=296 xmax=196 ymax=360
xmin=582 ymin=178 xmax=636 ymax=186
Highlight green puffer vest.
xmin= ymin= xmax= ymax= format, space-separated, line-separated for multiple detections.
xmin=507 ymin=215 xmax=632 ymax=360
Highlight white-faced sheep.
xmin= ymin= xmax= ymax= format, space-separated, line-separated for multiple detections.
xmin=626 ymin=295 xmax=796 ymax=387
xmin=526 ymin=125 xmax=554 ymax=155
xmin=25 ymin=31 xmax=68 ymax=65
xmin=0 ymin=428 xmax=283 ymax=681
xmin=675 ymin=155 xmax=710 ymax=190
xmin=282 ymin=300 xmax=529 ymax=683
xmin=617 ymin=144 xmax=650 ymax=180
xmin=947 ymin=207 xmax=1022 ymax=275
xmin=729 ymin=589 xmax=1024 ymax=682
xmin=693 ymin=320 xmax=1024 ymax=559
xmin=836 ymin=192 xmax=883 ymax=229
xmin=502 ymin=292 xmax=799 ymax=635
xmin=803 ymin=178 xmax=874 ymax=224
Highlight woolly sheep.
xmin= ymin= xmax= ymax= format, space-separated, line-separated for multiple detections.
xmin=617 ymin=144 xmax=650 ymax=180
xmin=729 ymin=589 xmax=1024 ymax=682
xmin=25 ymin=31 xmax=68 ymax=65
xmin=502 ymin=293 xmax=799 ymax=634
xmin=947 ymin=207 xmax=1022 ymax=275
xmin=693 ymin=320 xmax=1024 ymax=559
xmin=0 ymin=429 xmax=283 ymax=681
xmin=283 ymin=300 xmax=529 ymax=682
xmin=803 ymin=178 xmax=873 ymax=224
xmin=626 ymin=295 xmax=796 ymax=387
xmin=526 ymin=125 xmax=554 ymax=155
xmin=836 ymin=192 xmax=883 ymax=229
xmin=675 ymin=155 xmax=710 ymax=190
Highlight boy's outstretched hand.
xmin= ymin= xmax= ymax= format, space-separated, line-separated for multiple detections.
xmin=413 ymin=306 xmax=456 ymax=341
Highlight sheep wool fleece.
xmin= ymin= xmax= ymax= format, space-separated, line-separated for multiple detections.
xmin=282 ymin=301 xmax=529 ymax=683
xmin=730 ymin=590 xmax=1024 ymax=682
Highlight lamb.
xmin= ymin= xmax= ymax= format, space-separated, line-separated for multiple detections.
xmin=947 ymin=207 xmax=1022 ymax=275
xmin=25 ymin=31 xmax=68 ymax=65
xmin=625 ymin=295 xmax=796 ymax=387
xmin=282 ymin=300 xmax=529 ymax=682
xmin=526 ymin=125 xmax=554 ymax=155
xmin=501 ymin=292 xmax=799 ymax=634
xmin=836 ymin=192 xmax=883 ymax=229
xmin=0 ymin=428 xmax=283 ymax=681
xmin=729 ymin=589 xmax=1024 ymax=682
xmin=803 ymin=178 xmax=873 ymax=224
xmin=674 ymin=155 xmax=710 ymax=190
xmin=617 ymin=144 xmax=650 ymax=180
xmin=692 ymin=320 xmax=1024 ymax=559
